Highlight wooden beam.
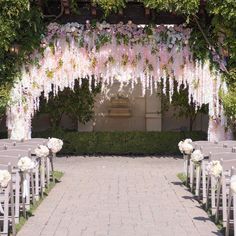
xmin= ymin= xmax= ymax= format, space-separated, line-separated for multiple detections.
xmin=61 ymin=0 xmax=70 ymax=15
xmin=91 ymin=3 xmax=97 ymax=16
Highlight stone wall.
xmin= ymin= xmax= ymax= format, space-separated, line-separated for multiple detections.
xmin=0 ymin=82 xmax=208 ymax=133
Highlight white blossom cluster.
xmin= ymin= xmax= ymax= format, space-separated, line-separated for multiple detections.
xmin=206 ymin=160 xmax=223 ymax=178
xmin=191 ymin=150 xmax=204 ymax=164
xmin=47 ymin=138 xmax=63 ymax=154
xmin=178 ymin=139 xmax=193 ymax=155
xmin=0 ymin=170 xmax=11 ymax=188
xmin=35 ymin=145 xmax=50 ymax=158
xmin=17 ymin=156 xmax=35 ymax=172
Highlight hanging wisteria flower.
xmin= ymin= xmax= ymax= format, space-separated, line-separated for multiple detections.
xmin=47 ymin=138 xmax=63 ymax=153
xmin=0 ymin=170 xmax=11 ymax=188
xmin=35 ymin=145 xmax=50 ymax=158
xmin=206 ymin=160 xmax=223 ymax=178
xmin=17 ymin=156 xmax=35 ymax=172
xmin=6 ymin=22 xmax=227 ymax=141
xmin=191 ymin=150 xmax=204 ymax=164
xmin=230 ymin=175 xmax=236 ymax=194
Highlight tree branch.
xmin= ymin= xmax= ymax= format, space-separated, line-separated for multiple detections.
xmin=193 ymin=15 xmax=229 ymax=74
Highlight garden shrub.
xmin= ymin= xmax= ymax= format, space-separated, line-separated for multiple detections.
xmin=32 ymin=130 xmax=207 ymax=155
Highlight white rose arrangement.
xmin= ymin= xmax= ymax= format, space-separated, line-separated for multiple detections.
xmin=206 ymin=160 xmax=223 ymax=178
xmin=178 ymin=138 xmax=193 ymax=155
xmin=35 ymin=145 xmax=50 ymax=158
xmin=191 ymin=150 xmax=204 ymax=164
xmin=0 ymin=170 xmax=11 ymax=188
xmin=47 ymin=138 xmax=63 ymax=154
xmin=17 ymin=156 xmax=35 ymax=172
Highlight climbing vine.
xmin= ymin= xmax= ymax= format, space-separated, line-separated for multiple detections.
xmin=0 ymin=0 xmax=44 ymax=118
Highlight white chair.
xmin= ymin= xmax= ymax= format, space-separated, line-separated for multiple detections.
xmin=226 ymin=167 xmax=236 ymax=236
xmin=0 ymin=163 xmax=16 ymax=236
xmin=215 ymin=159 xmax=236 ymax=226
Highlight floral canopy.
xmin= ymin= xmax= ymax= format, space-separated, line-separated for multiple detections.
xmin=7 ymin=21 xmax=230 ymax=141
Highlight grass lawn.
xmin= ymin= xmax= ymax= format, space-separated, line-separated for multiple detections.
xmin=16 ymin=170 xmax=64 ymax=233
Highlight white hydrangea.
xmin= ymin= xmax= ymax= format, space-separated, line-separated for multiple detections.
xmin=47 ymin=138 xmax=63 ymax=154
xmin=206 ymin=160 xmax=223 ymax=178
xmin=230 ymin=175 xmax=236 ymax=194
xmin=178 ymin=138 xmax=193 ymax=154
xmin=35 ymin=145 xmax=49 ymax=158
xmin=178 ymin=141 xmax=184 ymax=153
xmin=0 ymin=170 xmax=11 ymax=188
xmin=185 ymin=139 xmax=192 ymax=144
xmin=17 ymin=156 xmax=35 ymax=172
xmin=182 ymin=142 xmax=193 ymax=154
xmin=191 ymin=150 xmax=204 ymax=163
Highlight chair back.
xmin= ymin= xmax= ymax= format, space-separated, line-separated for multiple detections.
xmin=201 ymin=147 xmax=233 ymax=157
xmin=210 ymin=152 xmax=236 ymax=162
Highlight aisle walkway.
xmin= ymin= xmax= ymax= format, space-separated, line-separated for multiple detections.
xmin=18 ymin=157 xmax=221 ymax=236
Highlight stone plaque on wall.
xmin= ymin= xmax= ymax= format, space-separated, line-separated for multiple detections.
xmin=108 ymin=96 xmax=132 ymax=117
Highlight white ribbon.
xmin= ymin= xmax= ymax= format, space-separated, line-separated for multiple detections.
xmin=23 ymin=178 xmax=29 ymax=198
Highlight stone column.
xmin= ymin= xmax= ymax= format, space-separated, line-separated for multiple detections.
xmin=145 ymin=92 xmax=162 ymax=131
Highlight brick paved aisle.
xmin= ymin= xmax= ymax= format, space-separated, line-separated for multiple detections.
xmin=17 ymin=157 xmax=222 ymax=236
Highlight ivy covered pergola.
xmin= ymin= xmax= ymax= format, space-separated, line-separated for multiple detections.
xmin=7 ymin=21 xmax=229 ymax=141
xmin=1 ymin=0 xmax=236 ymax=141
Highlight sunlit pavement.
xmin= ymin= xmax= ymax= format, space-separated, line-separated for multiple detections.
xmin=17 ymin=156 xmax=221 ymax=236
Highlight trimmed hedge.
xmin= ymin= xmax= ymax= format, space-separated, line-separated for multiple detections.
xmin=32 ymin=130 xmax=207 ymax=155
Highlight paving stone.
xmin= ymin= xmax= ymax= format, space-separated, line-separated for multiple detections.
xmin=17 ymin=156 xmax=222 ymax=236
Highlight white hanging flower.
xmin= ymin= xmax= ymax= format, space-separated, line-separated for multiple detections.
xmin=206 ymin=160 xmax=223 ymax=178
xmin=191 ymin=150 xmax=204 ymax=164
xmin=17 ymin=156 xmax=35 ymax=172
xmin=230 ymin=175 xmax=236 ymax=194
xmin=47 ymin=138 xmax=63 ymax=154
xmin=35 ymin=145 xmax=50 ymax=158
xmin=0 ymin=170 xmax=11 ymax=188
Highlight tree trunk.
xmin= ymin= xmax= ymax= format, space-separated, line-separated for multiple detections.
xmin=189 ymin=116 xmax=194 ymax=132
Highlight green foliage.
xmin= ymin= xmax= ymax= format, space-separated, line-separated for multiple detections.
xmin=177 ymin=173 xmax=187 ymax=184
xmin=38 ymin=79 xmax=101 ymax=129
xmin=0 ymin=1 xmax=44 ymax=118
xmin=91 ymin=0 xmax=200 ymax=16
xmin=0 ymin=84 xmax=12 ymax=120
xmin=141 ymin=0 xmax=200 ymax=15
xmin=206 ymin=0 xmax=236 ymax=68
xmin=160 ymin=83 xmax=208 ymax=131
xmin=0 ymin=0 xmax=29 ymax=52
xmin=207 ymin=0 xmax=236 ymax=25
xmin=189 ymin=25 xmax=210 ymax=62
xmin=32 ymin=130 xmax=207 ymax=155
xmin=221 ymin=69 xmax=236 ymax=126
xmin=93 ymin=0 xmax=126 ymax=15
xmin=204 ymin=0 xmax=236 ymax=124
xmin=222 ymin=90 xmax=236 ymax=120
